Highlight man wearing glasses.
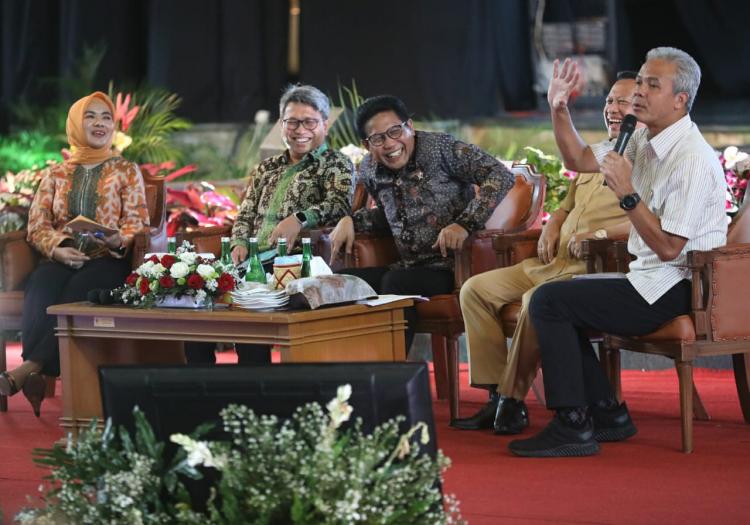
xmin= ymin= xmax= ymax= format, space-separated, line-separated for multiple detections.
xmin=185 ymin=84 xmax=352 ymax=365
xmin=328 ymin=94 xmax=515 ymax=352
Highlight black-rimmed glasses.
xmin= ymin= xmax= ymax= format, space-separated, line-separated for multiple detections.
xmin=365 ymin=121 xmax=408 ymax=147
xmin=282 ymin=118 xmax=321 ymax=131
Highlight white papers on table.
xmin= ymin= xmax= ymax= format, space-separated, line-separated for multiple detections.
xmin=356 ymin=294 xmax=429 ymax=307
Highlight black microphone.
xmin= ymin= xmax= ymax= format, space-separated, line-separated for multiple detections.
xmin=86 ymin=288 xmax=119 ymax=305
xmin=603 ymin=114 xmax=637 ymax=186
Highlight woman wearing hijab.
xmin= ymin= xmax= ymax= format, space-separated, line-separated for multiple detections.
xmin=0 ymin=91 xmax=150 ymax=416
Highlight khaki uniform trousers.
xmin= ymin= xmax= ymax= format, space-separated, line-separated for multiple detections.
xmin=460 ymin=257 xmax=575 ymax=399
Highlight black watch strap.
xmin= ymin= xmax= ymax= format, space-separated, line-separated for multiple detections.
xmin=619 ymin=192 xmax=641 ymax=211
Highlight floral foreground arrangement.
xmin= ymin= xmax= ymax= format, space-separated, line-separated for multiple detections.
xmin=114 ymin=241 xmax=238 ymax=308
xmin=17 ymin=385 xmax=464 ymax=525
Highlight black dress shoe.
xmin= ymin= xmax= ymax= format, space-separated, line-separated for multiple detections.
xmin=450 ymin=392 xmax=499 ymax=430
xmin=591 ymin=401 xmax=638 ymax=442
xmin=493 ymin=397 xmax=529 ymax=435
xmin=508 ymin=414 xmax=600 ymax=457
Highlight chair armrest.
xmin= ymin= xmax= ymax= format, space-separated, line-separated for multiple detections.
xmin=491 ymin=229 xmax=542 ymax=268
xmin=314 ymin=230 xmax=399 ymax=271
xmin=580 ymin=239 xmax=630 ymax=273
xmin=0 ymin=230 xmax=38 ymax=291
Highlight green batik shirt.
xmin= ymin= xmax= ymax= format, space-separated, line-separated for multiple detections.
xmin=231 ymin=143 xmax=353 ymax=251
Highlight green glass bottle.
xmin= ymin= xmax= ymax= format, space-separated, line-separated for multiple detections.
xmin=245 ymin=237 xmax=266 ymax=283
xmin=277 ymin=237 xmax=288 ymax=257
xmin=220 ymin=236 xmax=232 ymax=266
xmin=301 ymin=237 xmax=312 ymax=278
xmin=167 ymin=236 xmax=177 ymax=254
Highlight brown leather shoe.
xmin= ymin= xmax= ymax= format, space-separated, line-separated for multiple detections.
xmin=22 ymin=372 xmax=46 ymax=417
xmin=0 ymin=371 xmax=20 ymax=397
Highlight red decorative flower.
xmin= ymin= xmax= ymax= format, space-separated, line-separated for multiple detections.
xmin=125 ymin=272 xmax=138 ymax=286
xmin=217 ymin=273 xmax=235 ymax=293
xmin=139 ymin=278 xmax=151 ymax=296
xmin=160 ymin=254 xmax=176 ymax=269
xmin=159 ymin=275 xmax=176 ymax=288
xmin=148 ymin=254 xmax=160 ymax=264
xmin=187 ymin=274 xmax=205 ymax=290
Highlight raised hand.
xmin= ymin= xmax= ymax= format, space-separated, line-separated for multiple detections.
xmin=547 ymin=58 xmax=580 ymax=112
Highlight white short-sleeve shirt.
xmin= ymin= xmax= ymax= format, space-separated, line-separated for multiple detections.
xmin=591 ymin=115 xmax=727 ymax=304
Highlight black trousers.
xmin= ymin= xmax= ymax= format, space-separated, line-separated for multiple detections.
xmin=22 ymin=257 xmax=131 ymax=376
xmin=339 ymin=266 xmax=455 ymax=351
xmin=529 ymin=278 xmax=691 ymax=409
xmin=185 ymin=259 xmax=273 ymax=365
xmin=184 ymin=342 xmax=271 ymax=365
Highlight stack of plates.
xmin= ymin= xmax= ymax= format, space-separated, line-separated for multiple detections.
xmin=231 ymin=283 xmax=289 ymax=310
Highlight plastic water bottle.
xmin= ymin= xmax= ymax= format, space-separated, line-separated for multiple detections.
xmin=245 ymin=237 xmax=266 ymax=283
xmin=301 ymin=237 xmax=312 ymax=278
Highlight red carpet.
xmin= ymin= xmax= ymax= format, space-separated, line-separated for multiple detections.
xmin=1 ymin=343 xmax=749 ymax=524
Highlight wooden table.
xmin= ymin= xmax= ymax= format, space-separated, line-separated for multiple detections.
xmin=48 ymin=300 xmax=411 ymax=437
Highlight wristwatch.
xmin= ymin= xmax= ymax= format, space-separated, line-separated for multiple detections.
xmin=294 ymin=211 xmax=308 ymax=228
xmin=593 ymin=228 xmax=608 ymax=240
xmin=619 ymin=192 xmax=641 ymax=211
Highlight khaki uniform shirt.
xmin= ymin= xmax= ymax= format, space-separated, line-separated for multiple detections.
xmin=524 ymin=172 xmax=627 ymax=282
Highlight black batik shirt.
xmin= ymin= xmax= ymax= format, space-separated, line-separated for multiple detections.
xmin=352 ymin=131 xmax=515 ymax=269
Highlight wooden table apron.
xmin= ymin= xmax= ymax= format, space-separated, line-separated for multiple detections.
xmin=47 ymin=300 xmax=411 ymax=437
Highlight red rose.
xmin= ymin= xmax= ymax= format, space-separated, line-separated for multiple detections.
xmin=160 ymin=254 xmax=176 ymax=269
xmin=187 ymin=274 xmax=205 ymax=290
xmin=217 ymin=273 xmax=235 ymax=293
xmin=139 ymin=278 xmax=151 ymax=296
xmin=159 ymin=275 xmax=176 ymax=288
xmin=148 ymin=255 xmax=160 ymax=263
xmin=125 ymin=272 xmax=138 ymax=286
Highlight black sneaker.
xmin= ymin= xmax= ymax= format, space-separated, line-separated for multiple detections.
xmin=591 ymin=401 xmax=638 ymax=442
xmin=493 ymin=397 xmax=529 ymax=435
xmin=450 ymin=392 xmax=500 ymax=430
xmin=508 ymin=414 xmax=600 ymax=457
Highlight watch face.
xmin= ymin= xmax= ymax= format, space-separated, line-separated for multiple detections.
xmin=620 ymin=193 xmax=640 ymax=211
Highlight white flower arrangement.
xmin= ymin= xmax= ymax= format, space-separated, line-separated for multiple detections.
xmin=18 ymin=386 xmax=465 ymax=524
xmin=114 ymin=241 xmax=239 ymax=308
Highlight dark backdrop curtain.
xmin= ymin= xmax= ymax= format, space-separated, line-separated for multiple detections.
xmin=619 ymin=0 xmax=750 ymax=102
xmin=1 ymin=0 xmax=534 ymax=129
xmin=300 ymin=0 xmax=535 ymax=120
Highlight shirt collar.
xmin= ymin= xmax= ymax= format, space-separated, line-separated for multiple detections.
xmin=647 ymin=114 xmax=692 ymax=161
xmin=282 ymin=142 xmax=329 ymax=165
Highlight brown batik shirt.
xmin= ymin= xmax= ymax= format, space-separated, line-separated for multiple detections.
xmin=353 ymin=131 xmax=515 ymax=269
xmin=231 ymin=144 xmax=353 ymax=251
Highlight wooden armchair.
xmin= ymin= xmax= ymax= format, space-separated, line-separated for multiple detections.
xmin=0 ymin=170 xmax=167 ymax=411
xmin=318 ymin=164 xmax=546 ymax=419
xmin=599 ymin=210 xmax=750 ymax=453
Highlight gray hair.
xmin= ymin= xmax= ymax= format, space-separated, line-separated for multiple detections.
xmin=278 ymin=84 xmax=330 ymax=120
xmin=645 ymin=47 xmax=701 ymax=112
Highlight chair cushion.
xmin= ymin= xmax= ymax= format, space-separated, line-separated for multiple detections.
xmin=416 ymin=294 xmax=461 ymax=320
xmin=634 ymin=315 xmax=696 ymax=343
xmin=500 ymin=302 xmax=522 ymax=333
